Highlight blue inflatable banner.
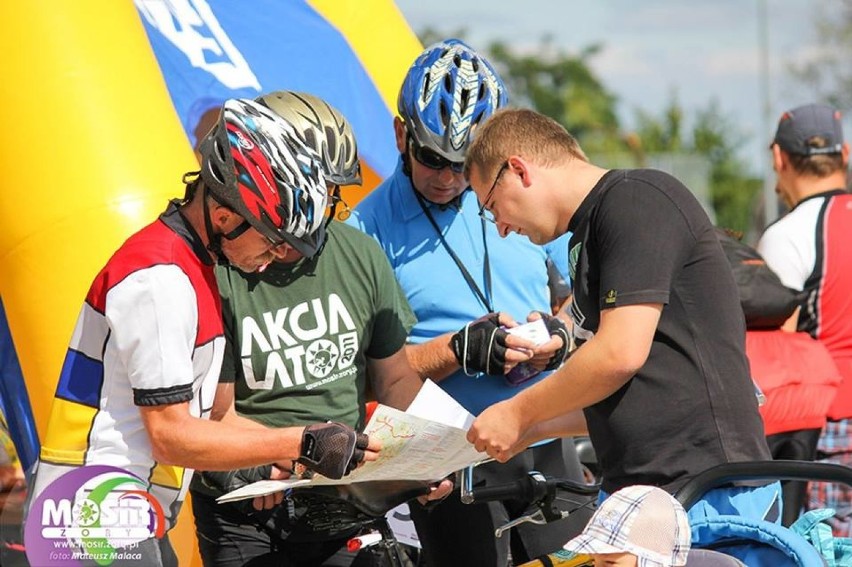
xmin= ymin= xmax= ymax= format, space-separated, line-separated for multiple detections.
xmin=135 ymin=0 xmax=400 ymax=178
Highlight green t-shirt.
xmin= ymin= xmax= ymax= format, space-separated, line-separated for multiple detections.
xmin=216 ymin=221 xmax=416 ymax=430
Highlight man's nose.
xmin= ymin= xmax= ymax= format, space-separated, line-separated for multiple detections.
xmin=437 ymin=165 xmax=460 ymax=183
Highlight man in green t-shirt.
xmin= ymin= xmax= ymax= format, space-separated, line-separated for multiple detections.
xmin=189 ymin=92 xmax=444 ymax=567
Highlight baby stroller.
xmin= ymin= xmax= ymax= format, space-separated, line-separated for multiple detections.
xmin=461 ymin=458 xmax=852 ymax=566
xmin=674 ymin=460 xmax=852 ymax=566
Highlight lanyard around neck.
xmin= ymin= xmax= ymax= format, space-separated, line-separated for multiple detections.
xmin=413 ymin=189 xmax=494 ymax=312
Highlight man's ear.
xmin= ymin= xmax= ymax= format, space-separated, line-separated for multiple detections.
xmin=841 ymin=142 xmax=850 ymax=168
xmin=770 ymin=144 xmax=786 ymax=173
xmin=507 ymin=155 xmax=532 ymax=187
xmin=393 ymin=117 xmax=407 ymax=154
xmin=209 ymin=200 xmax=239 ymax=232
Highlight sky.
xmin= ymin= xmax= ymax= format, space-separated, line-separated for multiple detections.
xmin=394 ymin=0 xmax=836 ymax=179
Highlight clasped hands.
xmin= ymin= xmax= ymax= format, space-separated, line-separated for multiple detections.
xmin=451 ymin=311 xmax=570 ymax=376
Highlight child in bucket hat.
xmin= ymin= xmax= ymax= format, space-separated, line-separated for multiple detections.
xmin=563 ymin=485 xmax=691 ymax=567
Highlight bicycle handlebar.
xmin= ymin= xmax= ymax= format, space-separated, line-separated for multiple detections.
xmin=464 ymin=471 xmax=600 ymax=505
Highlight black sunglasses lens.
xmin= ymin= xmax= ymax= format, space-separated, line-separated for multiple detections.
xmin=416 ymin=147 xmax=446 ymax=168
xmin=415 ymin=146 xmax=463 ymax=173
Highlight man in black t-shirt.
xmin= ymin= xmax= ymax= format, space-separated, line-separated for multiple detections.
xmin=463 ymin=108 xmax=776 ymax=524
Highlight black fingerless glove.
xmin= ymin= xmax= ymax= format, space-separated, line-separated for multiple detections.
xmin=450 ymin=312 xmax=510 ymax=376
xmin=296 ymin=422 xmax=370 ymax=480
xmin=538 ymin=312 xmax=571 ymax=371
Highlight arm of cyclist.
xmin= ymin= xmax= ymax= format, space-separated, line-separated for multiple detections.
xmin=405 ymin=312 xmax=539 ymax=381
xmin=517 ymin=410 xmax=588 ymax=451
xmin=368 ymin=347 xmax=425 ymax=410
xmin=176 ymin=383 xmax=381 ymax=509
xmin=211 ymin=383 xmax=380 ymax=477
xmin=141 ymin=402 xmax=307 ymax=471
xmin=467 ymin=303 xmax=661 ymax=462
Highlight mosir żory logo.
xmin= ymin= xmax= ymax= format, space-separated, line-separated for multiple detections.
xmin=25 ymin=465 xmax=165 ymax=566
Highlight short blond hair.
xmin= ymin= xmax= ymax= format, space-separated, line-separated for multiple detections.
xmin=464 ymin=108 xmax=587 ymax=181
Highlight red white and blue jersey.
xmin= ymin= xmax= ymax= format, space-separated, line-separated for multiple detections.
xmin=758 ymin=190 xmax=852 ymax=420
xmin=30 ymin=202 xmax=224 ymax=528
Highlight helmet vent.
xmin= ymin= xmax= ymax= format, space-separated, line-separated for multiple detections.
xmin=213 ymin=135 xmax=227 ymax=161
xmin=303 ymin=129 xmax=318 ymax=154
xmin=460 ymin=89 xmax=470 ymax=115
xmin=443 ymin=73 xmax=453 ymax=93
xmin=439 ymin=100 xmax=449 ymax=127
xmin=471 ymin=58 xmax=480 ymax=73
xmin=478 ymin=82 xmax=487 ymax=101
xmin=208 ymin=161 xmax=225 ymax=184
xmin=324 ymin=127 xmax=337 ymax=157
xmin=244 ymin=103 xmax=262 ymax=117
xmin=453 ymin=53 xmax=462 ymax=68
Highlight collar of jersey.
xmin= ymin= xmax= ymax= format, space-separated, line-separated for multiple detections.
xmin=160 ymin=199 xmax=215 ymax=266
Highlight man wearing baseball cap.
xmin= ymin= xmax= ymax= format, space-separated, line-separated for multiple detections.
xmin=757 ymin=103 xmax=852 ymax=537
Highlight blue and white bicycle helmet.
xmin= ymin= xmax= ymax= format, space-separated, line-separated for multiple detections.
xmin=199 ymin=98 xmax=329 ymax=258
xmin=397 ymin=38 xmax=508 ymax=163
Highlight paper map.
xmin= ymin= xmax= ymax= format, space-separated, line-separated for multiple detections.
xmin=218 ymin=380 xmax=486 ymax=503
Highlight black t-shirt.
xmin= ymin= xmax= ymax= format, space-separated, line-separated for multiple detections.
xmin=567 ymin=169 xmax=771 ymax=493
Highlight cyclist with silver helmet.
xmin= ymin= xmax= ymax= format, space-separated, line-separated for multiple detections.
xmin=25 ymin=98 xmax=377 ymax=566
xmin=346 ymin=39 xmax=588 ymax=566
xmin=189 ymin=91 xmax=447 ymax=567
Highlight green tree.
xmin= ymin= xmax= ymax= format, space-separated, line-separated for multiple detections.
xmin=634 ymin=94 xmax=685 ymax=155
xmin=693 ymin=103 xmax=763 ymax=232
xmin=486 ymin=37 xmax=622 ymax=155
xmin=634 ymin=98 xmax=762 ymax=232
xmin=790 ymin=0 xmax=852 ymax=108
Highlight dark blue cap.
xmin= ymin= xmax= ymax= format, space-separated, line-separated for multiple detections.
xmin=773 ymin=103 xmax=844 ymax=156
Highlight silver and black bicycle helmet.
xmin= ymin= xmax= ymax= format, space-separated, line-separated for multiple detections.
xmin=257 ymin=91 xmax=362 ymax=186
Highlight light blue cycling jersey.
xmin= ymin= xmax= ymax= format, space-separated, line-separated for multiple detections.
xmin=346 ymin=160 xmax=570 ymax=415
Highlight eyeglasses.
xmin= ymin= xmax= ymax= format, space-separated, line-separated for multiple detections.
xmin=477 ymin=161 xmax=508 ymax=224
xmin=409 ymin=139 xmax=464 ymax=173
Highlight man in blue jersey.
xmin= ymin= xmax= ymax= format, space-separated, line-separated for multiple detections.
xmin=346 ymin=39 xmax=586 ymax=566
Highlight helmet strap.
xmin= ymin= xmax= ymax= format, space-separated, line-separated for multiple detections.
xmin=221 ymin=219 xmax=251 ymax=241
xmin=201 ymin=185 xmax=229 ymax=265
xmin=401 ymin=149 xmax=413 ymax=178
xmin=181 ymin=171 xmax=201 ymax=203
xmin=327 ymin=185 xmax=342 ymax=223
xmin=401 ymin=133 xmax=414 ymax=178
